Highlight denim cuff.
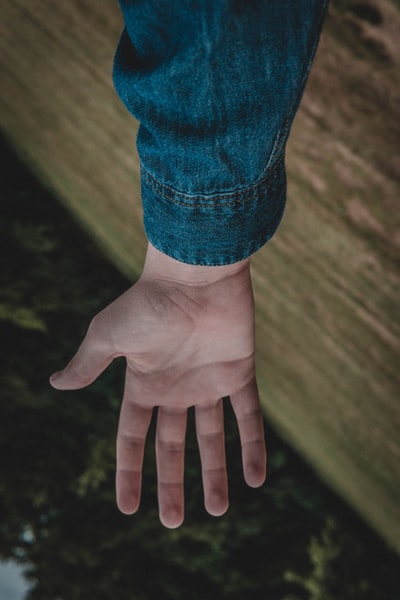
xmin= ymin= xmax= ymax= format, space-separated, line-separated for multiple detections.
xmin=114 ymin=0 xmax=328 ymax=265
xmin=141 ymin=157 xmax=286 ymax=266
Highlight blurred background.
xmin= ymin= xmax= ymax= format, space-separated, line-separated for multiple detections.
xmin=1 ymin=1 xmax=400 ymax=598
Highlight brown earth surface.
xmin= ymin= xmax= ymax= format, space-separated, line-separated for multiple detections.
xmin=1 ymin=0 xmax=399 ymax=551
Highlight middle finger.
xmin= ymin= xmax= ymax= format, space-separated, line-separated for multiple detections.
xmin=156 ymin=406 xmax=187 ymax=528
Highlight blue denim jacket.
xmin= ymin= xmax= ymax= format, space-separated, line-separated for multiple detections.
xmin=113 ymin=0 xmax=328 ymax=265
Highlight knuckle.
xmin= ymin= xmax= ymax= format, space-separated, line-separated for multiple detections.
xmin=198 ymin=430 xmax=224 ymax=445
xmin=159 ymin=439 xmax=185 ymax=454
xmin=67 ymin=361 xmax=93 ymax=386
xmin=118 ymin=431 xmax=146 ymax=448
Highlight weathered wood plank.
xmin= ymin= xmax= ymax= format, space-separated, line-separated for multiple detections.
xmin=1 ymin=0 xmax=399 ymax=551
xmin=1 ymin=0 xmax=145 ymax=272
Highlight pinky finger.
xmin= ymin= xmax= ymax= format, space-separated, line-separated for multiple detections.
xmin=230 ymin=379 xmax=266 ymax=488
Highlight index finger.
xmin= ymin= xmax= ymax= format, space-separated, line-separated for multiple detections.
xmin=116 ymin=383 xmax=153 ymax=515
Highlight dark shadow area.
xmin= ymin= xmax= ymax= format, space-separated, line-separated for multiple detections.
xmin=349 ymin=2 xmax=383 ymax=25
xmin=1 ymin=134 xmax=399 ymax=599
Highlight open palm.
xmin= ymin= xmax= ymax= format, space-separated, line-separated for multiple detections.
xmin=50 ymin=244 xmax=266 ymax=527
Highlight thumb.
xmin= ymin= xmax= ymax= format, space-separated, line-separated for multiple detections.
xmin=50 ymin=317 xmax=113 ymax=390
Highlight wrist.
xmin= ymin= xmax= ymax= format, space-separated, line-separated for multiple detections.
xmin=142 ymin=242 xmax=250 ymax=286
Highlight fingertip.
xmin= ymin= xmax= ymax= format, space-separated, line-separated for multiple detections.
xmin=160 ymin=516 xmax=184 ymax=529
xmin=49 ymin=370 xmax=64 ymax=389
xmin=245 ymin=470 xmax=266 ymax=488
xmin=49 ymin=366 xmax=96 ymax=390
xmin=159 ymin=507 xmax=184 ymax=529
xmin=204 ymin=480 xmax=229 ymax=517
xmin=117 ymin=501 xmax=140 ymax=516
xmin=116 ymin=471 xmax=141 ymax=515
xmin=158 ymin=483 xmax=185 ymax=529
xmin=49 ymin=369 xmax=79 ymax=390
xmin=244 ymin=457 xmax=267 ymax=488
xmin=206 ymin=498 xmax=229 ymax=518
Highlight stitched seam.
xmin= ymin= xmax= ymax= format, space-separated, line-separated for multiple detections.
xmin=141 ymin=155 xmax=284 ymax=208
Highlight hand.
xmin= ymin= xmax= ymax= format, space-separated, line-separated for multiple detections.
xmin=50 ymin=243 xmax=266 ymax=528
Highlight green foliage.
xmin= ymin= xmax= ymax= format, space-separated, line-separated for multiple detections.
xmin=285 ymin=516 xmax=400 ymax=600
xmin=1 ymin=136 xmax=400 ymax=599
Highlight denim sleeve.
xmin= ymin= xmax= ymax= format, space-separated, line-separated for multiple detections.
xmin=113 ymin=0 xmax=328 ymax=265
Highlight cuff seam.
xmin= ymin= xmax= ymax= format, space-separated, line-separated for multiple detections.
xmin=141 ymin=156 xmax=283 ymax=207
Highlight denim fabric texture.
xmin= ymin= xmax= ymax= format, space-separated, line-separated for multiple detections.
xmin=113 ymin=0 xmax=329 ymax=265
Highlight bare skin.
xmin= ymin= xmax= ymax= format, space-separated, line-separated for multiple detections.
xmin=50 ymin=242 xmax=266 ymax=528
